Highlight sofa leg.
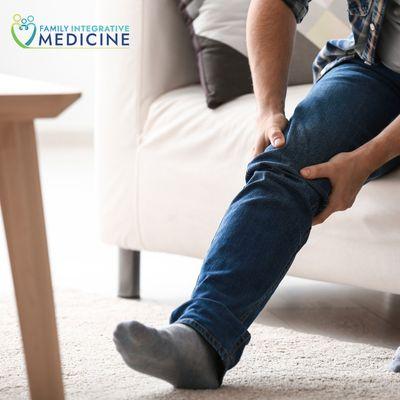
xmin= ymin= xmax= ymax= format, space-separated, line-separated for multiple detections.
xmin=118 ymin=249 xmax=141 ymax=299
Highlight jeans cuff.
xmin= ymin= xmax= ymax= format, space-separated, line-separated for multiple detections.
xmin=169 ymin=299 xmax=251 ymax=372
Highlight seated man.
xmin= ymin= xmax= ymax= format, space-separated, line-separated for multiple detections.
xmin=113 ymin=0 xmax=400 ymax=389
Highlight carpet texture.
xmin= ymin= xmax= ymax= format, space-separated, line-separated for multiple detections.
xmin=0 ymin=290 xmax=398 ymax=399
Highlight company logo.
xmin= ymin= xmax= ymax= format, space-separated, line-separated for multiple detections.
xmin=11 ymin=13 xmax=130 ymax=49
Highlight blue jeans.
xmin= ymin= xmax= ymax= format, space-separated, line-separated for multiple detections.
xmin=170 ymin=56 xmax=400 ymax=381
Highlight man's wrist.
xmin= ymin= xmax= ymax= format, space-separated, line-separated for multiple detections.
xmin=258 ymin=98 xmax=285 ymax=118
xmin=258 ymin=109 xmax=285 ymax=124
xmin=354 ymin=116 xmax=400 ymax=173
xmin=354 ymin=137 xmax=396 ymax=174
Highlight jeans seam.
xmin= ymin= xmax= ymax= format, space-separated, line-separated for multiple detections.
xmin=237 ymin=225 xmax=309 ymax=326
xmin=237 ymin=254 xmax=297 ymax=325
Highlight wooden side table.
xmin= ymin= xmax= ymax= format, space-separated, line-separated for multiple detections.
xmin=0 ymin=74 xmax=81 ymax=400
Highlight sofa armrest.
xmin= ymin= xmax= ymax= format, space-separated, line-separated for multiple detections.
xmin=94 ymin=0 xmax=198 ymax=248
xmin=95 ymin=0 xmax=198 ymax=139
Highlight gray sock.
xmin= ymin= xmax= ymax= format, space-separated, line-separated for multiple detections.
xmin=113 ymin=321 xmax=223 ymax=389
xmin=389 ymin=346 xmax=400 ymax=373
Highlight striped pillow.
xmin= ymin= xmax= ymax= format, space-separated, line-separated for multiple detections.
xmin=298 ymin=0 xmax=351 ymax=49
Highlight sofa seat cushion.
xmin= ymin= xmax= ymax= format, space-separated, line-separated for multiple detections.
xmin=137 ymin=84 xmax=400 ymax=294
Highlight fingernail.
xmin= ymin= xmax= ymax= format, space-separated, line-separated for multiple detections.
xmin=301 ymin=168 xmax=310 ymax=177
xmin=274 ymin=138 xmax=283 ymax=146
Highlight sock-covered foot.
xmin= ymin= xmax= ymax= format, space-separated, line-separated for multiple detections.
xmin=389 ymin=346 xmax=400 ymax=372
xmin=113 ymin=321 xmax=223 ymax=389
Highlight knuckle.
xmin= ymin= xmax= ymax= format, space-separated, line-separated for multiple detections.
xmin=307 ymin=169 xmax=315 ymax=178
xmin=268 ymin=133 xmax=279 ymax=142
xmin=268 ymin=126 xmax=282 ymax=136
xmin=271 ymin=128 xmax=282 ymax=136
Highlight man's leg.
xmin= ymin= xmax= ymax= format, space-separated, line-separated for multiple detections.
xmin=114 ymin=57 xmax=400 ymax=388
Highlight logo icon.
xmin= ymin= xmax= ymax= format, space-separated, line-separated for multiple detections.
xmin=11 ymin=14 xmax=37 ymax=48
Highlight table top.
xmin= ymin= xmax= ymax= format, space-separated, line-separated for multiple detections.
xmin=0 ymin=74 xmax=81 ymax=120
xmin=0 ymin=74 xmax=80 ymax=96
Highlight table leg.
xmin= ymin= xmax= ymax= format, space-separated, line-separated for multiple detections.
xmin=0 ymin=121 xmax=65 ymax=400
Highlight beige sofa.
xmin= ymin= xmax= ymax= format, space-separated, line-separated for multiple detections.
xmin=95 ymin=0 xmax=400 ymax=298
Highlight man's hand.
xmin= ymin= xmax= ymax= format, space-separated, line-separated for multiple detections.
xmin=300 ymin=151 xmax=373 ymax=226
xmin=253 ymin=112 xmax=288 ymax=157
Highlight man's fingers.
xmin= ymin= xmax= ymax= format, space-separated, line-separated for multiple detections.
xmin=300 ymin=162 xmax=331 ymax=179
xmin=253 ymin=134 xmax=269 ymax=157
xmin=268 ymin=128 xmax=285 ymax=148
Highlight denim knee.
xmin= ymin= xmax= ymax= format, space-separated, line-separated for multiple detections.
xmin=245 ymin=104 xmax=333 ymax=210
xmin=245 ymin=147 xmax=330 ymax=217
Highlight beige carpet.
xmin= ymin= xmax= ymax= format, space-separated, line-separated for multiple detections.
xmin=0 ymin=290 xmax=398 ymax=400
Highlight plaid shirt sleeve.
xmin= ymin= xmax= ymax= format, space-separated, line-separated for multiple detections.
xmin=280 ymin=0 xmax=311 ymax=23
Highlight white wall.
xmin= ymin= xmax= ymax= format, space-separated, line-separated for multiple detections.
xmin=0 ymin=0 xmax=96 ymax=136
